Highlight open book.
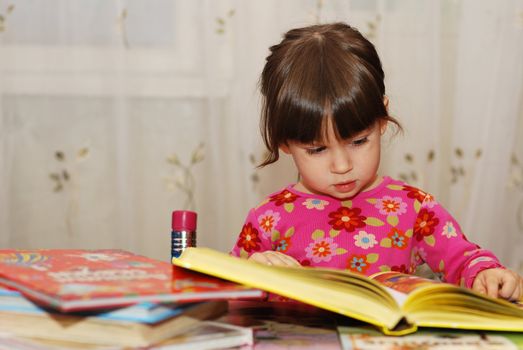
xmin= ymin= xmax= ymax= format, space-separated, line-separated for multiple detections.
xmin=171 ymin=247 xmax=523 ymax=336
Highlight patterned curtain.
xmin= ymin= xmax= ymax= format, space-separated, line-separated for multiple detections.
xmin=1 ymin=0 xmax=522 ymax=273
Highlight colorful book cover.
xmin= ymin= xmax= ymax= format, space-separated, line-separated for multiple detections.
xmin=338 ymin=325 xmax=523 ymax=350
xmin=0 ymin=286 xmax=207 ymax=324
xmin=0 ymin=249 xmax=263 ymax=312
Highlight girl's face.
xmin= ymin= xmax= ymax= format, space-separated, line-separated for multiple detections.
xmin=280 ymin=119 xmax=386 ymax=200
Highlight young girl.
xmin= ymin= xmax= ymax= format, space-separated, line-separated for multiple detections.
xmin=230 ymin=22 xmax=522 ymax=300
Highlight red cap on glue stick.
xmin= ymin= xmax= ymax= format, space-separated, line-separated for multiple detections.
xmin=171 ymin=210 xmax=197 ymax=232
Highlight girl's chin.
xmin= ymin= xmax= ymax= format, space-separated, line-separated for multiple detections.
xmin=295 ymin=183 xmax=360 ymax=199
xmin=329 ymin=192 xmax=358 ymax=200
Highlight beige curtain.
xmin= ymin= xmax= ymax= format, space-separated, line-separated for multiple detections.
xmin=1 ymin=0 xmax=522 ymax=272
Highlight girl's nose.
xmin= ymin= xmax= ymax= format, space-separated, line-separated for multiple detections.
xmin=330 ymin=150 xmax=352 ymax=174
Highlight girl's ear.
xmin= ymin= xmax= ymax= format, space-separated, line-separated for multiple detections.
xmin=279 ymin=143 xmax=291 ymax=154
xmin=380 ymin=120 xmax=388 ymax=135
xmin=381 ymin=96 xmax=390 ymax=135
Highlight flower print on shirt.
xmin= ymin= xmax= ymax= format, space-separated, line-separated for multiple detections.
xmin=441 ymin=221 xmax=457 ymax=239
xmin=403 ymin=185 xmax=427 ymax=203
xmin=305 ymin=236 xmax=338 ymax=263
xmin=375 ymin=196 xmax=407 ymax=216
xmin=391 ymin=264 xmax=409 ymax=274
xmin=410 ymin=246 xmax=427 ymax=266
xmin=300 ymin=259 xmax=311 ymax=266
xmin=387 ymin=228 xmax=409 ymax=249
xmin=271 ymin=226 xmax=295 ymax=253
xmin=354 ymin=231 xmax=377 ymax=249
xmin=270 ymin=189 xmax=299 ymax=213
xmin=421 ymin=193 xmax=437 ymax=208
xmin=305 ymin=229 xmax=348 ymax=263
xmin=269 ymin=189 xmax=299 ymax=206
xmin=347 ymin=254 xmax=370 ymax=274
xmin=236 ymin=222 xmax=262 ymax=253
xmin=274 ymin=237 xmax=291 ymax=253
xmin=347 ymin=252 xmax=379 ymax=274
xmin=328 ymin=207 xmax=366 ymax=233
xmin=413 ymin=208 xmax=439 ymax=241
xmin=257 ymin=210 xmax=280 ymax=236
xmin=303 ymin=198 xmax=329 ymax=210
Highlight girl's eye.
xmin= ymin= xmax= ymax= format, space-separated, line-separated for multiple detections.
xmin=306 ymin=146 xmax=326 ymax=155
xmin=351 ymin=137 xmax=369 ymax=146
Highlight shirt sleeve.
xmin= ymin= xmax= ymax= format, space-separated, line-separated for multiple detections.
xmin=230 ymin=208 xmax=273 ymax=258
xmin=413 ymin=196 xmax=504 ymax=288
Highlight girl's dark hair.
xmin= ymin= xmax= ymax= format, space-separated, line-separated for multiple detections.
xmin=259 ymin=22 xmax=401 ymax=167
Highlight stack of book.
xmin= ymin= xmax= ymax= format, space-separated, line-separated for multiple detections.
xmin=0 ymin=249 xmax=260 ymax=349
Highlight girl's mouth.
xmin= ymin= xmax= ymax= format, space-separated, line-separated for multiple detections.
xmin=334 ymin=181 xmax=356 ymax=193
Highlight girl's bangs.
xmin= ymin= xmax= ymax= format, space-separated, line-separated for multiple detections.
xmin=277 ymin=87 xmax=384 ymax=145
xmin=330 ymin=91 xmax=384 ymax=140
xmin=276 ymin=93 xmax=327 ymax=144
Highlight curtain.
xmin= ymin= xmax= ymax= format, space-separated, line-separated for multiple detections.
xmin=1 ymin=0 xmax=522 ymax=272
xmin=448 ymin=0 xmax=523 ymax=268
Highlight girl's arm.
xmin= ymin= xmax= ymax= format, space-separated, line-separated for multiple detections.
xmin=412 ymin=197 xmax=511 ymax=295
xmin=230 ymin=208 xmax=301 ymax=267
xmin=230 ymin=208 xmax=273 ymax=258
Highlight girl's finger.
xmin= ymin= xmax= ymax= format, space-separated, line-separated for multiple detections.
xmin=276 ymin=253 xmax=300 ymax=266
xmin=499 ymin=272 xmax=517 ymax=300
xmin=513 ymin=277 xmax=523 ymax=301
xmin=472 ymin=278 xmax=487 ymax=296
xmin=509 ymin=284 xmax=521 ymax=302
xmin=249 ymin=252 xmax=271 ymax=265
xmin=485 ymin=275 xmax=500 ymax=298
xmin=266 ymin=251 xmax=301 ymax=267
xmin=266 ymin=252 xmax=287 ymax=266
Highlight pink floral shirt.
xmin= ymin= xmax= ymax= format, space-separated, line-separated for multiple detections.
xmin=231 ymin=177 xmax=502 ymax=288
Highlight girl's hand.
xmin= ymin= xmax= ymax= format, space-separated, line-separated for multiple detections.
xmin=472 ymin=268 xmax=523 ymax=301
xmin=248 ymin=251 xmax=301 ymax=267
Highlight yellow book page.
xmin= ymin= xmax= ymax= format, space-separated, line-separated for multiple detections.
xmin=172 ymin=248 xmax=408 ymax=333
xmin=372 ymin=271 xmax=523 ymax=332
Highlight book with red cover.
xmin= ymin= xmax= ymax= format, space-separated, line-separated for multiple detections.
xmin=0 ymin=249 xmax=263 ymax=312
